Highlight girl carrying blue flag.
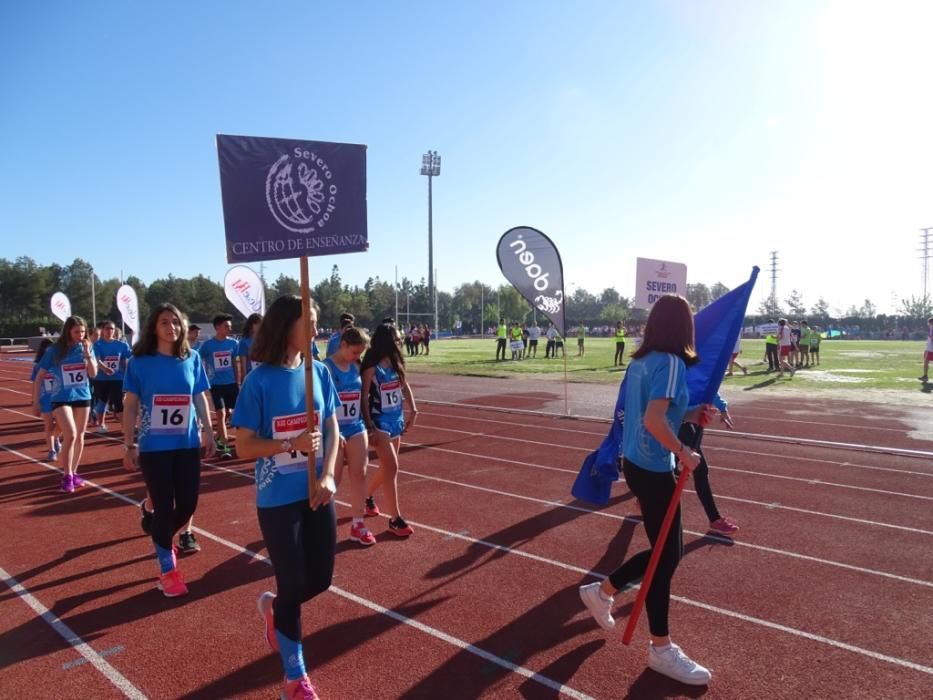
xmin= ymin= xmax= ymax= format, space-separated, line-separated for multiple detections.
xmin=579 ymin=294 xmax=713 ymax=686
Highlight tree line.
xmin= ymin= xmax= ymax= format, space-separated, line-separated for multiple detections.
xmin=1 ymin=256 xmax=929 ymax=338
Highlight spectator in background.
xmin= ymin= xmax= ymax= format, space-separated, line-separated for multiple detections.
xmin=496 ymin=318 xmax=508 ymax=361
xmin=614 ymin=321 xmax=626 ymax=367
xmin=764 ymin=320 xmax=778 ymax=372
xmin=527 ymin=321 xmax=541 ymax=358
xmin=920 ymin=317 xmax=933 ymax=382
xmin=545 ymin=322 xmax=557 ymax=359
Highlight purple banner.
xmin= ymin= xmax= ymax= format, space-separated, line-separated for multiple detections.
xmin=217 ymin=134 xmax=368 ymax=263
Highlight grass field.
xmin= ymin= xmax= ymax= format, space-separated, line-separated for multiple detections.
xmin=403 ymin=337 xmax=932 ymax=393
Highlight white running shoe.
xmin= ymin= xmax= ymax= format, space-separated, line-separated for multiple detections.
xmin=648 ymin=643 xmax=711 ymax=686
xmin=96 ymin=424 xmax=108 ymax=434
xmin=578 ymin=582 xmax=615 ymax=630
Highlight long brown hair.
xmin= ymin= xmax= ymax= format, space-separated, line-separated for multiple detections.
xmin=631 ymin=295 xmax=699 ymax=366
xmin=34 ymin=337 xmax=53 ymax=363
xmin=362 ymin=323 xmax=406 ymax=381
xmin=52 ymin=316 xmax=87 ymax=362
xmin=251 ymin=295 xmax=320 ymax=366
xmin=133 ymin=303 xmax=190 ymax=358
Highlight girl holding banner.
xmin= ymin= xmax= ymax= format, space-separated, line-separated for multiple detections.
xmin=579 ymin=295 xmax=712 ymax=686
xmin=362 ymin=323 xmax=417 ymax=537
xmin=121 ymin=304 xmax=215 ymax=597
xmin=232 ymin=295 xmax=338 ymax=699
xmin=33 ymin=316 xmax=98 ymax=493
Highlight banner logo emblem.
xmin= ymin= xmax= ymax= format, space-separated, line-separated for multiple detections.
xmin=265 ymin=149 xmax=337 ymax=234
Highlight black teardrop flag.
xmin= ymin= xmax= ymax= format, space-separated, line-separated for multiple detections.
xmin=496 ymin=226 xmax=566 ymax=336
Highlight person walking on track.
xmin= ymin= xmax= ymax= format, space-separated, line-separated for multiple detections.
xmin=198 ymin=313 xmax=240 ymax=458
xmin=92 ymin=320 xmax=132 ymax=433
xmin=122 ymin=303 xmax=215 ymax=597
xmin=579 ymin=294 xmax=712 ymax=686
xmin=30 ymin=338 xmax=61 ymax=461
xmin=232 ymin=295 xmax=339 ymax=700
xmin=33 ymin=315 xmax=98 ymax=493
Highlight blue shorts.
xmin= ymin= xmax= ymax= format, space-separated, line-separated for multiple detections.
xmin=339 ymin=421 xmax=367 ymax=440
xmin=374 ymin=415 xmax=404 ymax=439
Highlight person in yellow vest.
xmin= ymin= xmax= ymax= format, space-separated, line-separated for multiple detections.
xmin=764 ymin=319 xmax=778 ymax=372
xmin=577 ymin=324 xmax=586 ymax=356
xmin=510 ymin=322 xmax=524 ymax=360
xmin=495 ymin=318 xmax=507 ymax=361
xmin=613 ymin=321 xmax=626 ymax=367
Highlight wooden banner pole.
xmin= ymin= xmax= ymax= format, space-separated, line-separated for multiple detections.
xmin=299 ymin=256 xmax=319 ymax=505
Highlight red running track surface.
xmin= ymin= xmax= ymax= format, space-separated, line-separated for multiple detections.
xmin=1 ymin=360 xmax=932 ymax=698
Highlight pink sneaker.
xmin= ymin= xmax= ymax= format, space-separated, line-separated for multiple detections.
xmin=349 ymin=522 xmax=376 ymax=546
xmin=157 ymin=569 xmax=188 ymax=597
xmin=257 ymin=591 xmax=278 ymax=652
xmin=709 ymin=517 xmax=739 ymax=537
xmin=281 ymin=675 xmax=319 ymax=700
xmin=72 ymin=474 xmax=85 ymax=488
xmin=60 ymin=474 xmax=75 ymax=493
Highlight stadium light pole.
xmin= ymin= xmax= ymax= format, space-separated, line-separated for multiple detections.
xmin=421 ymin=150 xmax=441 ymax=328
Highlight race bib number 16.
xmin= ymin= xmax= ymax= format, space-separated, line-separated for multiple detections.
xmin=61 ymin=363 xmax=86 ymax=389
xmin=380 ymin=381 xmax=402 ymax=412
xmin=338 ymin=391 xmax=361 ymax=424
xmin=213 ymin=351 xmax=232 ymax=371
xmin=151 ymin=395 xmax=191 ymax=435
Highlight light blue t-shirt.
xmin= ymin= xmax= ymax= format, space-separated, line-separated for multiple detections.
xmin=232 ymin=360 xmax=340 ymax=508
xmin=38 ymin=343 xmax=94 ymax=403
xmin=621 ymin=351 xmax=690 ymax=473
xmin=323 ymin=357 xmax=365 ymax=437
xmin=123 ymin=352 xmax=211 ymax=452
xmin=30 ymin=362 xmax=55 ymax=413
xmin=326 ymin=331 xmax=342 ymax=358
xmin=198 ymin=337 xmax=239 ymax=386
xmin=238 ymin=336 xmax=260 ymax=375
xmin=93 ymin=339 xmax=131 ymax=382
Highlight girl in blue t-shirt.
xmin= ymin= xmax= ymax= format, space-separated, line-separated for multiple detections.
xmin=92 ymin=320 xmax=132 ymax=434
xmin=236 ymin=312 xmax=263 ymax=384
xmin=29 ymin=338 xmax=62 ymax=461
xmin=361 ymin=323 xmax=418 ymax=537
xmin=232 ymin=295 xmax=339 ymax=700
xmin=33 ymin=316 xmax=98 ymax=493
xmin=578 ymin=295 xmax=714 ymax=687
xmin=122 ymin=303 xmax=215 ymax=598
xmin=324 ymin=326 xmax=375 ymax=547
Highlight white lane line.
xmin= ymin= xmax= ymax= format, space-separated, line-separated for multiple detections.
xmin=400 ymin=438 xmax=933 ymax=534
xmin=415 ymin=420 xmax=933 ymax=500
xmin=420 ymin=407 xmax=933 ymax=477
xmin=0 ymin=565 xmax=147 ymax=699
xmin=0 ymin=444 xmax=593 ymax=700
xmin=1 ymin=399 xmax=930 ymax=544
xmin=4 ymin=442 xmax=932 ymax=680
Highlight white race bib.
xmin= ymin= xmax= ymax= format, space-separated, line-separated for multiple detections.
xmin=337 ymin=391 xmax=361 ymax=424
xmin=103 ymin=356 xmax=120 ymax=373
xmin=272 ymin=411 xmax=322 ymax=474
xmin=151 ymin=394 xmax=191 ymax=435
xmin=61 ymin=362 xmax=86 ymax=389
xmin=42 ymin=373 xmax=55 ymax=394
xmin=213 ymin=351 xmax=232 ymax=370
xmin=380 ymin=380 xmax=402 ymax=412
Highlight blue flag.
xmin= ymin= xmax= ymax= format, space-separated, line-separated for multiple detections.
xmin=571 ymin=267 xmax=760 ymax=505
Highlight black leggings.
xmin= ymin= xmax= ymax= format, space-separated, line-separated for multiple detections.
xmin=257 ymin=500 xmax=336 ymax=642
xmin=496 ymin=338 xmax=507 ymax=360
xmin=678 ymin=423 xmax=720 ymax=522
xmin=614 ymin=341 xmax=626 ymax=365
xmin=608 ymin=459 xmax=682 ymax=637
xmin=139 ymin=448 xmax=201 ymax=551
xmin=765 ymin=343 xmax=778 ymax=370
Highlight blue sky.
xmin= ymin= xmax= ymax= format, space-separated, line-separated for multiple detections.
xmin=2 ymin=1 xmax=931 ymax=315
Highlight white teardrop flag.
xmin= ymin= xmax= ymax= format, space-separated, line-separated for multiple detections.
xmin=116 ymin=284 xmax=140 ymax=334
xmin=224 ymin=265 xmax=266 ymax=318
xmin=50 ymin=292 xmax=71 ymax=322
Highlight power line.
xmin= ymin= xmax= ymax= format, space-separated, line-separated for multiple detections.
xmin=920 ymin=228 xmax=932 ymax=301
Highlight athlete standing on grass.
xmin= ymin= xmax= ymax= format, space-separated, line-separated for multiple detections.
xmin=362 ymin=323 xmax=418 ymax=537
xmin=122 ymin=303 xmax=215 ymax=597
xmin=33 ymin=316 xmax=97 ymax=493
xmin=232 ymin=295 xmax=338 ymax=700
xmin=323 ymin=326 xmax=376 ymax=546
xmin=776 ymin=318 xmax=796 ymax=378
xmin=919 ymin=317 xmax=933 ymax=382
xmin=30 ymin=338 xmax=62 ymax=461
xmin=579 ymin=294 xmax=712 ymax=686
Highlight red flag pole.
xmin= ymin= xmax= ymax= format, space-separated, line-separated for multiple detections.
xmin=621 ymin=465 xmax=690 ymax=645
xmin=621 ymin=411 xmax=709 ymax=645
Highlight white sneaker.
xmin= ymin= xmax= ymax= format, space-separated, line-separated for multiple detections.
xmin=648 ymin=643 xmax=711 ymax=686
xmin=96 ymin=424 xmax=108 ymax=434
xmin=578 ymin=582 xmax=615 ymax=630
